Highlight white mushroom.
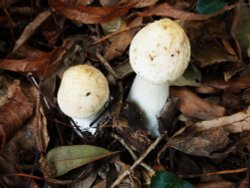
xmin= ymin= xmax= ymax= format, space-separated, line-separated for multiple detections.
xmin=127 ymin=18 xmax=191 ymax=137
xmin=57 ymin=64 xmax=109 ymax=134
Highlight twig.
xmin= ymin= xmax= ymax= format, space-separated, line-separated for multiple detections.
xmin=96 ymin=52 xmax=120 ymax=79
xmin=111 ymin=134 xmax=164 ymax=188
xmin=93 ymin=25 xmax=143 ymax=45
xmin=181 ymin=167 xmax=248 ymax=179
xmin=111 ymin=133 xmax=155 ymax=174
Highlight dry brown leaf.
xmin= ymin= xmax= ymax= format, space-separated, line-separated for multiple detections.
xmin=168 ymin=106 xmax=250 ymax=157
xmin=195 ymin=180 xmax=235 ymax=188
xmin=107 ymin=61 xmax=133 ymax=84
xmin=0 ymin=45 xmax=66 ymax=78
xmin=239 ymin=172 xmax=249 ymax=188
xmin=204 ymin=76 xmax=250 ymax=90
xmin=248 ymin=35 xmax=250 ymax=58
xmin=195 ymin=106 xmax=250 ymax=133
xmin=139 ymin=3 xmax=237 ymax=21
xmin=168 ymin=127 xmax=229 ymax=156
xmin=134 ymin=0 xmax=158 ymax=8
xmin=12 ymin=9 xmax=52 ymax=53
xmin=0 ymin=77 xmax=34 ymax=148
xmin=49 ymin=0 xmax=138 ymax=24
xmin=104 ymin=17 xmax=142 ymax=61
xmin=193 ymin=40 xmax=240 ymax=68
xmin=170 ymin=87 xmax=226 ymax=120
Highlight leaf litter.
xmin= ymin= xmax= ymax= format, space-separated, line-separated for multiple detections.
xmin=0 ymin=0 xmax=250 ymax=187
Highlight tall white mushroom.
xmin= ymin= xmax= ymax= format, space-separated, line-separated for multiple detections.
xmin=57 ymin=64 xmax=109 ymax=134
xmin=127 ymin=18 xmax=191 ymax=137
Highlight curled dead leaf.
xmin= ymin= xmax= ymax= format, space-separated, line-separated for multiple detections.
xmin=170 ymin=87 xmax=225 ymax=120
xmin=195 ymin=180 xmax=235 ymax=188
xmin=12 ymin=10 xmax=52 ymax=53
xmin=104 ymin=17 xmax=142 ymax=61
xmin=49 ymin=0 xmax=139 ymax=24
xmin=0 ymin=45 xmax=66 ymax=78
xmin=139 ymin=3 xmax=237 ymax=21
xmin=168 ymin=106 xmax=250 ymax=157
xmin=0 ymin=77 xmax=34 ymax=148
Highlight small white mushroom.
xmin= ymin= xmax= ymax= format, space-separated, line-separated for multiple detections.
xmin=57 ymin=64 xmax=109 ymax=134
xmin=127 ymin=18 xmax=191 ymax=137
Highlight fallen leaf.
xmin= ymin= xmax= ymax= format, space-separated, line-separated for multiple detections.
xmin=0 ymin=45 xmax=66 ymax=78
xmin=193 ymin=39 xmax=239 ymax=68
xmin=194 ymin=106 xmax=250 ymax=133
xmin=46 ymin=145 xmax=118 ymax=176
xmin=248 ymin=35 xmax=250 ymax=58
xmin=104 ymin=16 xmax=142 ymax=61
xmin=48 ymin=0 xmax=139 ymax=24
xmin=69 ymin=172 xmax=97 ymax=188
xmin=170 ymin=87 xmax=226 ymax=120
xmin=239 ymin=172 xmax=249 ymax=188
xmin=168 ymin=106 xmax=250 ymax=157
xmin=204 ymin=76 xmax=250 ymax=90
xmin=107 ymin=61 xmax=133 ymax=85
xmin=195 ymin=180 xmax=235 ymax=188
xmin=231 ymin=3 xmax=250 ymax=59
xmin=0 ymin=77 xmax=34 ymax=148
xmin=12 ymin=9 xmax=52 ymax=53
xmin=222 ymin=88 xmax=243 ymax=114
xmin=113 ymin=102 xmax=152 ymax=153
xmin=134 ymin=0 xmax=158 ymax=8
xmin=171 ymin=63 xmax=201 ymax=86
xmin=139 ymin=2 xmax=237 ymax=21
xmin=168 ymin=127 xmax=229 ymax=156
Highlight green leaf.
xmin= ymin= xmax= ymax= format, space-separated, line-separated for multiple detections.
xmin=46 ymin=145 xmax=116 ymax=176
xmin=150 ymin=171 xmax=194 ymax=188
xmin=196 ymin=0 xmax=226 ymax=14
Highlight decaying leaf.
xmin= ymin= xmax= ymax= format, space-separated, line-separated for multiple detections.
xmin=231 ymin=2 xmax=250 ymax=59
xmin=113 ymin=102 xmax=152 ymax=153
xmin=193 ymin=40 xmax=240 ymax=68
xmin=48 ymin=0 xmax=139 ymax=24
xmin=0 ymin=45 xmax=66 ymax=78
xmin=12 ymin=9 xmax=52 ymax=53
xmin=171 ymin=63 xmax=201 ymax=87
xmin=195 ymin=180 xmax=235 ymax=188
xmin=204 ymin=76 xmax=250 ymax=90
xmin=0 ymin=77 xmax=34 ymax=148
xmin=139 ymin=3 xmax=237 ymax=21
xmin=248 ymin=35 xmax=250 ymax=58
xmin=46 ymin=145 xmax=118 ymax=176
xmin=170 ymin=87 xmax=226 ymax=120
xmin=134 ymin=0 xmax=158 ymax=8
xmin=104 ymin=16 xmax=142 ymax=61
xmin=69 ymin=172 xmax=97 ymax=188
xmin=168 ymin=127 xmax=229 ymax=157
xmin=168 ymin=106 xmax=250 ymax=157
xmin=107 ymin=61 xmax=133 ymax=84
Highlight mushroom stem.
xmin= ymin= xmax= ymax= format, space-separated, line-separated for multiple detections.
xmin=127 ymin=75 xmax=169 ymax=137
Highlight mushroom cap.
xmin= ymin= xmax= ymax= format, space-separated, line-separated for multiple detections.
xmin=129 ymin=18 xmax=191 ymax=84
xmin=57 ymin=65 xmax=109 ymax=119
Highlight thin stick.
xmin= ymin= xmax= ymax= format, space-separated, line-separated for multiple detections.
xmin=111 ymin=133 xmax=155 ymax=174
xmin=111 ymin=134 xmax=164 ymax=188
xmin=96 ymin=52 xmax=120 ymax=79
xmin=93 ymin=25 xmax=143 ymax=45
xmin=182 ymin=167 xmax=248 ymax=179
